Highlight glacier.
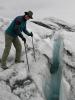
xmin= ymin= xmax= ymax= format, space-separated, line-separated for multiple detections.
xmin=0 ymin=17 xmax=75 ymax=100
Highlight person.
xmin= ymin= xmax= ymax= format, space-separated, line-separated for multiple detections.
xmin=1 ymin=11 xmax=33 ymax=69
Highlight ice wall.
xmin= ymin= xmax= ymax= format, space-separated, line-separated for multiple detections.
xmin=43 ymin=31 xmax=64 ymax=100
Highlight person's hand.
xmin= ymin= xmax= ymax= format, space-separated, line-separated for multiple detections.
xmin=30 ymin=32 xmax=33 ymax=37
xmin=22 ymin=37 xmax=26 ymax=43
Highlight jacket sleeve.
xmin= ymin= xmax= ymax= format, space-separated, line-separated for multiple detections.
xmin=14 ymin=19 xmax=25 ymax=40
xmin=23 ymin=28 xmax=32 ymax=36
xmin=14 ymin=18 xmax=21 ymax=34
xmin=18 ymin=33 xmax=25 ymax=40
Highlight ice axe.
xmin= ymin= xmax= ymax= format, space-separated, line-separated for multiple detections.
xmin=32 ymin=36 xmax=36 ymax=61
xmin=24 ymin=42 xmax=34 ymax=83
xmin=24 ymin=42 xmax=30 ymax=72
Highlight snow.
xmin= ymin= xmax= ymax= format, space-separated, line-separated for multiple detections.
xmin=59 ymin=77 xmax=70 ymax=100
xmin=0 ymin=90 xmax=20 ymax=100
xmin=0 ymin=17 xmax=75 ymax=100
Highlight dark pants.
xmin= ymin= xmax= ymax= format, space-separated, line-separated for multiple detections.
xmin=1 ymin=34 xmax=22 ymax=66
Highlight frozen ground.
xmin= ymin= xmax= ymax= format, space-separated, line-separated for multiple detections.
xmin=0 ymin=17 xmax=75 ymax=100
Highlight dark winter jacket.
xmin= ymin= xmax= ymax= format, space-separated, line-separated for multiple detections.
xmin=5 ymin=16 xmax=32 ymax=38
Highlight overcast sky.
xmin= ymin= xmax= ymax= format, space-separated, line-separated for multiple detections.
xmin=0 ymin=0 xmax=75 ymax=24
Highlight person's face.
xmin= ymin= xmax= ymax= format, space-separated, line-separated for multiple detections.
xmin=24 ymin=15 xmax=31 ymax=20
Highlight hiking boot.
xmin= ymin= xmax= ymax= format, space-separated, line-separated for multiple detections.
xmin=15 ymin=60 xmax=24 ymax=63
xmin=1 ymin=65 xmax=8 ymax=70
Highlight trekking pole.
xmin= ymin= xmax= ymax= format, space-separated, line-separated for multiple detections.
xmin=24 ymin=43 xmax=30 ymax=72
xmin=32 ymin=37 xmax=36 ymax=61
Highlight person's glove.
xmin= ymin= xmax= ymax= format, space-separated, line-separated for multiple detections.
xmin=30 ymin=32 xmax=33 ymax=37
xmin=22 ymin=37 xmax=26 ymax=43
